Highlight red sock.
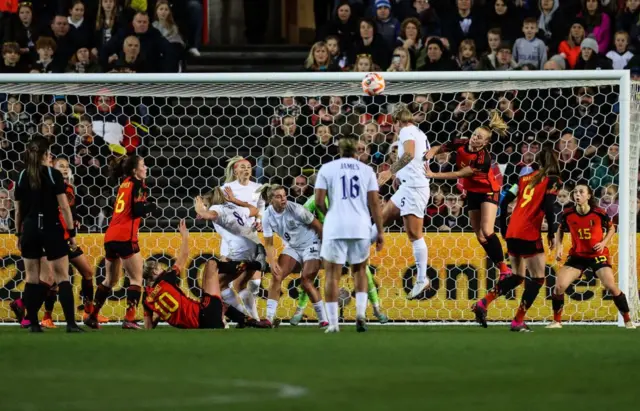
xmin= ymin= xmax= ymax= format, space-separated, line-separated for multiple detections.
xmin=483 ymin=291 xmax=497 ymax=306
xmin=43 ymin=311 xmax=52 ymax=321
xmin=125 ymin=285 xmax=142 ymax=322
xmin=514 ymin=303 xmax=527 ymax=323
xmin=623 ymin=312 xmax=631 ymax=322
xmin=498 ymin=262 xmax=510 ymax=274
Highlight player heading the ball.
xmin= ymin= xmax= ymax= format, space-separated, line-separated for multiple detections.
xmin=315 ymin=138 xmax=384 ymax=333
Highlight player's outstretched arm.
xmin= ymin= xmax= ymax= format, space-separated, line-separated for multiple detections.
xmin=425 ymin=165 xmax=474 ymax=180
xmin=224 ymin=187 xmax=260 ymax=217
xmin=175 ymin=219 xmax=189 ymax=272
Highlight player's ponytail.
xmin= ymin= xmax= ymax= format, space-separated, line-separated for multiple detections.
xmin=529 ymin=144 xmax=560 ymax=188
xmin=479 ymin=110 xmax=509 ymax=138
xmin=202 ymin=187 xmax=226 ymax=207
xmin=257 ymin=184 xmax=284 ymax=203
xmin=392 ymin=104 xmax=413 ymax=124
xmin=109 ymin=154 xmax=141 ymax=180
xmin=338 ymin=137 xmax=358 ymax=158
xmin=224 ymin=156 xmax=246 ymax=184
xmin=24 ymin=136 xmax=50 ymax=190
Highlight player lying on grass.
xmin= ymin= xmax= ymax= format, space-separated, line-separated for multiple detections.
xmin=259 ymin=183 xmax=327 ymax=328
xmin=548 ymin=184 xmax=635 ymax=330
xmin=142 ymin=219 xmax=269 ymax=329
xmin=291 ymin=195 xmax=388 ymax=324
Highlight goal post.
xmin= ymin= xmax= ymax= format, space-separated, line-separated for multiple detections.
xmin=0 ymin=71 xmax=637 ymax=325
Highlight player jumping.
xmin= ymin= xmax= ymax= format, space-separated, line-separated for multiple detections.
xmin=471 ymin=144 xmax=560 ymax=331
xmin=259 ymin=184 xmax=328 ymax=328
xmin=548 ymin=184 xmax=635 ymax=330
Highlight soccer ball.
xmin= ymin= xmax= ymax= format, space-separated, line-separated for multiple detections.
xmin=362 ymin=72 xmax=386 ymax=96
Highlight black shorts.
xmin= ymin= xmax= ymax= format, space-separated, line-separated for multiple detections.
xmin=465 ymin=191 xmax=500 ymax=211
xmin=20 ymin=220 xmax=69 ymax=261
xmin=104 ymin=241 xmax=140 ymax=261
xmin=198 ymin=293 xmax=224 ymax=329
xmin=507 ymin=238 xmax=544 ymax=258
xmin=68 ymin=244 xmax=84 ymax=260
xmin=565 ymin=255 xmax=611 ymax=273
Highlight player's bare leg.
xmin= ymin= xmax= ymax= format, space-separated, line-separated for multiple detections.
xmin=403 ymin=214 xmax=429 ymax=299
xmin=549 ymin=266 xmax=582 ymax=329
xmin=300 ymin=259 xmax=327 ymax=327
xmin=71 ymin=253 xmax=105 ymax=322
xmin=472 ymin=205 xmax=511 ymax=277
xmin=121 ymin=253 xmax=144 ymax=329
xmin=595 ymin=267 xmax=635 ymax=329
xmin=510 ymin=254 xmax=545 ymax=332
xmin=50 ymin=254 xmax=83 ymax=332
xmin=324 ymin=261 xmax=343 ymax=333
xmin=265 ymin=254 xmax=297 ymax=327
xmin=352 ymin=260 xmax=369 ymax=332
xmin=85 ymin=257 xmax=122 ymax=329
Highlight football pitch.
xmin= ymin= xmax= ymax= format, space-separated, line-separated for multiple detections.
xmin=1 ymin=325 xmax=638 ymax=411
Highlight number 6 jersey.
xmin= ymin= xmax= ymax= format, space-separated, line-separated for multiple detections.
xmin=105 ymin=176 xmax=149 ymax=243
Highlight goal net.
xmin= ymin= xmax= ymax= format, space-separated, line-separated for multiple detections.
xmin=0 ymin=72 xmax=637 ymax=325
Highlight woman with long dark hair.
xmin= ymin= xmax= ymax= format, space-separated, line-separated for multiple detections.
xmin=14 ymin=136 xmax=81 ymax=332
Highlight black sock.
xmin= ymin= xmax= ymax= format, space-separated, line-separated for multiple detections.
xmin=552 ymin=293 xmax=564 ymax=320
xmin=92 ymin=284 xmax=112 ymax=318
xmin=24 ymin=282 xmax=46 ymax=325
xmin=57 ymin=281 xmax=77 ymax=326
xmin=125 ymin=286 xmax=142 ymax=322
xmin=216 ymin=261 xmax=241 ymax=275
xmin=495 ymin=274 xmax=524 ymax=297
xmin=225 ymin=305 xmax=247 ymax=325
xmin=480 ymin=234 xmax=505 ymax=265
xmin=613 ymin=292 xmax=630 ymax=316
xmin=520 ymin=277 xmax=545 ymax=310
xmin=81 ymin=278 xmax=94 ymax=307
xmin=44 ymin=286 xmax=57 ymax=313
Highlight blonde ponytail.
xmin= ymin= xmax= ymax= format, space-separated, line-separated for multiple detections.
xmin=256 ymin=183 xmax=284 ymax=203
xmin=392 ymin=104 xmax=413 ymax=124
xmin=202 ymin=187 xmax=226 ymax=207
xmin=485 ymin=110 xmax=509 ymax=137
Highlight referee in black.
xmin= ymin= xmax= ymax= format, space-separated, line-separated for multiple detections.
xmin=14 ymin=136 xmax=83 ymax=333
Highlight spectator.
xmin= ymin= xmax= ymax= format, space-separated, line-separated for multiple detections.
xmin=537 ymin=0 xmax=567 ymax=54
xmin=457 ymin=39 xmax=479 ymax=70
xmin=93 ymin=0 xmax=125 ymax=59
xmin=355 ymin=139 xmax=371 ymax=164
xmin=317 ymin=0 xmax=357 ymax=54
xmin=488 ymin=0 xmax=523 ymax=44
xmin=68 ymin=0 xmax=93 ymax=44
xmin=395 ymin=17 xmax=422 ymax=69
xmin=0 ymin=201 xmax=13 ymax=233
xmin=513 ymin=17 xmax=548 ymax=69
xmin=409 ymin=0 xmax=441 ymax=38
xmin=429 ymin=151 xmax=454 ymax=174
xmin=557 ymin=131 xmax=590 ymax=182
xmin=304 ymin=41 xmax=340 ymax=71
xmin=352 ymin=53 xmax=375 ymax=71
xmin=478 ymin=41 xmax=518 ymax=70
xmin=543 ymin=53 xmax=566 ymax=69
xmin=4 ymin=2 xmax=40 ymax=64
xmin=263 ymin=115 xmax=303 ymax=181
xmin=418 ymin=37 xmax=459 ymax=70
xmin=91 ymin=91 xmax=126 ymax=148
xmin=425 ymin=186 xmax=446 ymax=222
xmin=3 ymin=95 xmax=35 ymax=152
xmin=598 ymin=183 xmax=619 ymax=221
xmin=307 ymin=123 xmax=339 ymax=168
xmin=74 ymin=114 xmax=110 ymax=188
xmin=589 ymin=143 xmax=619 ymax=189
xmin=0 ymin=188 xmax=11 ymax=211
xmin=48 ymin=14 xmax=81 ymax=70
xmin=580 ymin=0 xmax=610 ymax=54
xmin=109 ymin=35 xmax=148 ymax=72
xmin=175 ymin=0 xmax=204 ymax=57
xmin=606 ymin=31 xmax=634 ymax=69
xmin=482 ymin=28 xmax=502 ymax=60
xmin=153 ymin=0 xmax=186 ymax=69
xmin=103 ymin=11 xmax=176 ymax=72
xmin=0 ymin=42 xmax=27 ymax=73
xmin=272 ymin=96 xmax=301 ymax=129
xmin=289 ymin=175 xmax=313 ymax=204
xmin=558 ymin=18 xmax=586 ymax=68
xmin=349 ymin=17 xmax=391 ymax=69
xmin=387 ymin=46 xmax=412 ymax=71
xmin=374 ymin=0 xmax=400 ymax=48
xmin=617 ymin=0 xmax=640 ymax=50
xmin=66 ymin=46 xmax=102 ymax=73
xmin=575 ymin=36 xmax=612 ymax=69
xmin=31 ymin=36 xmax=58 ymax=73
xmin=443 ymin=0 xmax=487 ymax=53
xmin=432 ymin=193 xmax=470 ymax=231
xmin=325 ymin=34 xmax=349 ymax=69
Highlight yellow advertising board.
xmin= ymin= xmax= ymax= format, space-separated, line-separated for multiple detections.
xmin=0 ymin=233 xmax=630 ymax=322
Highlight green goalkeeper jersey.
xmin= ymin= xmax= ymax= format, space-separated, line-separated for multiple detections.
xmin=303 ymin=196 xmax=329 ymax=224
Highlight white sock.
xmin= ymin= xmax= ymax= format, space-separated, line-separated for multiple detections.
xmin=326 ymin=302 xmax=339 ymax=326
xmin=313 ymin=301 xmax=327 ymax=323
xmin=248 ymin=279 xmax=261 ymax=295
xmin=412 ymin=238 xmax=428 ymax=283
xmin=239 ymin=288 xmax=259 ymax=319
xmin=355 ymin=292 xmax=367 ymax=318
xmin=266 ymin=299 xmax=278 ymax=322
xmin=221 ymin=288 xmax=248 ymax=316
xmin=370 ymin=223 xmax=378 ymax=245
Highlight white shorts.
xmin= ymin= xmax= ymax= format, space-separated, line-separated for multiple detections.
xmin=320 ymin=239 xmax=370 ymax=265
xmin=390 ymin=184 xmax=430 ymax=218
xmin=282 ymin=242 xmax=321 ymax=264
xmin=221 ymin=236 xmax=258 ymax=261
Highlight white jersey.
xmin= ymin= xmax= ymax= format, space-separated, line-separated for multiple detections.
xmin=315 ymin=157 xmax=378 ymax=240
xmin=396 ymin=124 xmax=430 ymax=188
xmin=218 ymin=180 xmax=264 ymax=254
xmin=209 ymin=204 xmax=260 ymax=244
xmin=263 ymin=202 xmax=318 ymax=249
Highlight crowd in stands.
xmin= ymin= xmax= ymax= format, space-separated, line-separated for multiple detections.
xmin=0 ymin=0 xmax=634 ymax=234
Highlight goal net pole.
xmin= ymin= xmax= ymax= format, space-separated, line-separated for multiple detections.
xmin=0 ymin=71 xmax=636 ymax=325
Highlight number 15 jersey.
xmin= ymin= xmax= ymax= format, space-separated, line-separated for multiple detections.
xmin=316 ymin=157 xmax=378 ymax=241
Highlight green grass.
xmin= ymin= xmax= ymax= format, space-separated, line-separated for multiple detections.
xmin=1 ymin=325 xmax=638 ymax=411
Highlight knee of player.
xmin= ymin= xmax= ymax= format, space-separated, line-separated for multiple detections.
xmin=480 ymin=228 xmax=494 ymax=239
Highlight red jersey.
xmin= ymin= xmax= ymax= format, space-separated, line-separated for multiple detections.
xmin=506 ymin=172 xmax=560 ymax=241
xmin=442 ymin=139 xmax=500 ymax=194
xmin=105 ymin=176 xmax=148 ymax=243
xmin=561 ymin=207 xmax=612 ymax=258
xmin=59 ymin=183 xmax=77 ymax=240
xmin=143 ymin=266 xmax=200 ymax=329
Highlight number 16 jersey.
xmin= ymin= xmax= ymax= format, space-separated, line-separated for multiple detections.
xmin=316 ymin=157 xmax=378 ymax=241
